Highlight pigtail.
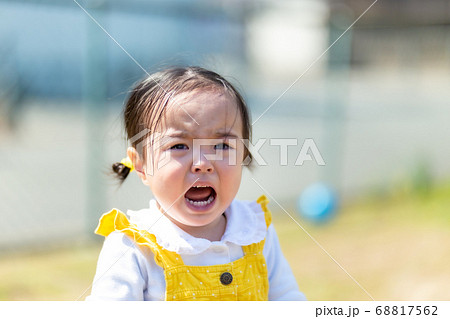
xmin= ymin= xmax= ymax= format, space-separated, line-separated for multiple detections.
xmin=112 ymin=156 xmax=134 ymax=183
xmin=112 ymin=162 xmax=131 ymax=183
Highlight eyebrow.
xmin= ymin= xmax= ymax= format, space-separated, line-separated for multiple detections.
xmin=214 ymin=131 xmax=240 ymax=139
xmin=164 ymin=130 xmax=240 ymax=139
xmin=164 ymin=130 xmax=188 ymax=138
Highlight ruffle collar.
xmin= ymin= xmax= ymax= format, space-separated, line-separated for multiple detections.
xmin=126 ymin=198 xmax=267 ymax=255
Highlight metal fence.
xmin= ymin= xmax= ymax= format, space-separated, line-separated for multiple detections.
xmin=1 ymin=0 xmax=449 ymax=250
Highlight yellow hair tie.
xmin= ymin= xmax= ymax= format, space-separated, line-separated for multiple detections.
xmin=120 ymin=157 xmax=134 ymax=172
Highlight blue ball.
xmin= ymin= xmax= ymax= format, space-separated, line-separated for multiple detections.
xmin=298 ymin=183 xmax=337 ymax=223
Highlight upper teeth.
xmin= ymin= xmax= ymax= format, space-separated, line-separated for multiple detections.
xmin=194 ymin=185 xmax=208 ymax=188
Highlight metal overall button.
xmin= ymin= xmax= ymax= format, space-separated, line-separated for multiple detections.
xmin=220 ymin=272 xmax=233 ymax=285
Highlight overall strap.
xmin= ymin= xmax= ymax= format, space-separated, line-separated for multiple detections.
xmin=95 ymin=209 xmax=184 ymax=269
xmin=257 ymin=195 xmax=272 ymax=228
xmin=156 ymin=248 xmax=185 ymax=268
xmin=242 ymin=195 xmax=272 ymax=255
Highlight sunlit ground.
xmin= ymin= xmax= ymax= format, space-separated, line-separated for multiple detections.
xmin=1 ymin=182 xmax=449 ymax=301
xmin=276 ymin=181 xmax=450 ymax=301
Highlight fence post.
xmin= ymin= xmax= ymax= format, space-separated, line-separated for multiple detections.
xmin=82 ymin=0 xmax=108 ymax=239
xmin=321 ymin=6 xmax=353 ymax=196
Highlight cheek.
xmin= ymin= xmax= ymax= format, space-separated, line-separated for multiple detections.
xmin=152 ymin=165 xmax=181 ymax=185
xmin=220 ymin=161 xmax=243 ymax=184
xmin=149 ymin=157 xmax=190 ymax=190
xmin=219 ymin=145 xmax=245 ymax=167
xmin=148 ymin=150 xmax=186 ymax=175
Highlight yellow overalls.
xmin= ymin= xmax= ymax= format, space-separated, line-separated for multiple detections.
xmin=95 ymin=195 xmax=272 ymax=301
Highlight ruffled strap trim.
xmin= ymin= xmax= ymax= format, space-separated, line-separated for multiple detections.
xmin=256 ymin=195 xmax=272 ymax=229
xmin=95 ymin=209 xmax=129 ymax=237
xmin=241 ymin=195 xmax=272 ymax=255
xmin=94 ymin=209 xmax=176 ymax=268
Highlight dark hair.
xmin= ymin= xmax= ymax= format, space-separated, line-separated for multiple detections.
xmin=112 ymin=66 xmax=252 ymax=182
xmin=111 ymin=162 xmax=130 ymax=182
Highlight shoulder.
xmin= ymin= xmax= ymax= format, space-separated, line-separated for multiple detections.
xmin=95 ymin=230 xmax=162 ymax=284
xmin=88 ymin=231 xmax=163 ymax=301
xmin=98 ymin=231 xmax=151 ymax=261
xmin=230 ymin=195 xmax=271 ymax=227
xmin=220 ymin=195 xmax=271 ymax=246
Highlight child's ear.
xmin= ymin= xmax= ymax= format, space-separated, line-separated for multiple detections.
xmin=127 ymin=147 xmax=150 ymax=186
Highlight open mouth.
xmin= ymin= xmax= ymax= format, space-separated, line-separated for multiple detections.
xmin=184 ymin=185 xmax=216 ymax=208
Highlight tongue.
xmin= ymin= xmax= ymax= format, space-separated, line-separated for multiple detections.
xmin=185 ymin=187 xmax=213 ymax=201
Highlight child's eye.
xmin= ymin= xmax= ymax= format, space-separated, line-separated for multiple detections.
xmin=214 ymin=143 xmax=230 ymax=150
xmin=170 ymin=144 xmax=188 ymax=150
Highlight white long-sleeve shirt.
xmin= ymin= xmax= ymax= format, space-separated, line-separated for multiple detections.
xmin=87 ymin=198 xmax=306 ymax=301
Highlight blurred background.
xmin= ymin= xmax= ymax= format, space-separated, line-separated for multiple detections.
xmin=0 ymin=0 xmax=449 ymax=300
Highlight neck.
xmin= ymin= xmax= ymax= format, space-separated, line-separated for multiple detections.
xmin=169 ymin=214 xmax=227 ymax=242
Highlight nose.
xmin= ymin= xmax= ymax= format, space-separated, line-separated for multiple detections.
xmin=191 ymin=153 xmax=214 ymax=174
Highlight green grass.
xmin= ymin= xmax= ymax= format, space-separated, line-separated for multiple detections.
xmin=274 ymin=181 xmax=450 ymax=300
xmin=1 ymin=182 xmax=449 ymax=300
xmin=0 ymin=243 xmax=102 ymax=301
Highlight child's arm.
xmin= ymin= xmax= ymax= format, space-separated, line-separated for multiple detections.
xmin=264 ymin=224 xmax=307 ymax=301
xmin=86 ymin=232 xmax=149 ymax=301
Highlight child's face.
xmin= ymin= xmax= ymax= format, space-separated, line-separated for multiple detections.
xmin=137 ymin=89 xmax=245 ymax=232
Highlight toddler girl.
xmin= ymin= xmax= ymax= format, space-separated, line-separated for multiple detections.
xmin=87 ymin=67 xmax=306 ymax=301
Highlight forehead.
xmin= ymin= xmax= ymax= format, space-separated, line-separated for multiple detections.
xmin=159 ymin=90 xmax=244 ymax=137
